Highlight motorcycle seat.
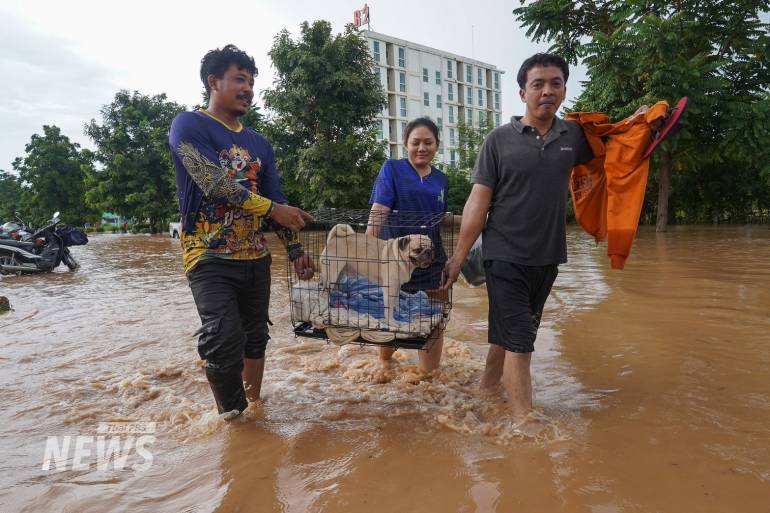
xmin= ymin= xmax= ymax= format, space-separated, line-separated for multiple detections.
xmin=0 ymin=239 xmax=36 ymax=249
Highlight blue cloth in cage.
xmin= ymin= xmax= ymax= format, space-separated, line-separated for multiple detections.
xmin=328 ymin=275 xmax=443 ymax=321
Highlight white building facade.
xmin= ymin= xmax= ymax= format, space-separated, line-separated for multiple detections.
xmin=363 ymin=30 xmax=504 ymax=167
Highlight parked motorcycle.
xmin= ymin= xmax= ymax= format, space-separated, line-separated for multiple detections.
xmin=0 ymin=212 xmax=88 ymax=275
xmin=0 ymin=212 xmax=32 ymax=241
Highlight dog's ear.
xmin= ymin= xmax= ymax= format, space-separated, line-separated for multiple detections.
xmin=398 ymin=236 xmax=410 ymax=251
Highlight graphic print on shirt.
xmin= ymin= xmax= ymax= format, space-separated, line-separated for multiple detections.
xmin=218 ymin=144 xmax=263 ymax=194
xmin=179 ymin=142 xmax=267 ymax=258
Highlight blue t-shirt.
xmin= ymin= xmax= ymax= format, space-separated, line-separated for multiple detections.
xmin=369 ymin=159 xmax=449 ymax=290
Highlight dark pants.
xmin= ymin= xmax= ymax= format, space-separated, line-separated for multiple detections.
xmin=484 ymin=260 xmax=558 ymax=354
xmin=187 ymin=256 xmax=271 ymax=413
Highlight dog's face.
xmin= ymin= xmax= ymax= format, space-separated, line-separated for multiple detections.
xmin=398 ymin=234 xmax=434 ymax=269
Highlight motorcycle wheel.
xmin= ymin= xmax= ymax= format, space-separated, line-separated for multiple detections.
xmin=62 ymin=250 xmax=79 ymax=271
xmin=0 ymin=253 xmax=22 ymax=276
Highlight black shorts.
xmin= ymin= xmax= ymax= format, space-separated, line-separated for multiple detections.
xmin=187 ymin=255 xmax=272 ymax=369
xmin=484 ymin=260 xmax=558 ymax=353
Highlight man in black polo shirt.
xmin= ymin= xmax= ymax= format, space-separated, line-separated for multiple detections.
xmin=442 ymin=53 xmax=593 ymax=434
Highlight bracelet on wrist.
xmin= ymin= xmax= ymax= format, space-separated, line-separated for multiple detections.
xmin=287 ymin=242 xmax=305 ymax=262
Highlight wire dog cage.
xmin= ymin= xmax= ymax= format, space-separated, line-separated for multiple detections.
xmin=288 ymin=208 xmax=456 ymax=349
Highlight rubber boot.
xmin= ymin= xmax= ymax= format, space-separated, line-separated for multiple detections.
xmin=205 ymin=366 xmax=248 ymax=420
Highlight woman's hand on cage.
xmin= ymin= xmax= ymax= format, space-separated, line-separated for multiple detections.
xmin=293 ymin=254 xmax=316 ymax=280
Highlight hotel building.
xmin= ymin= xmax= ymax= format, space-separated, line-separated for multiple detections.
xmin=363 ymin=30 xmax=503 ymax=166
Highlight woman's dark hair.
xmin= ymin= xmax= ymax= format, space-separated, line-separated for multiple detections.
xmin=403 ymin=117 xmax=440 ymax=145
xmin=516 ymin=53 xmax=569 ymax=89
xmin=200 ymin=44 xmax=258 ymax=94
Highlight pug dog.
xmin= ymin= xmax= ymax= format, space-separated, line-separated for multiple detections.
xmin=320 ymin=224 xmax=433 ymax=323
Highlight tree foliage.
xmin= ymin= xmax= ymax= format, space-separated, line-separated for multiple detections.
xmin=514 ymin=0 xmax=770 ymax=228
xmin=443 ymin=166 xmax=473 ymax=214
xmin=84 ymin=91 xmax=185 ymax=232
xmin=240 ymin=105 xmax=267 ymax=134
xmin=10 ymin=125 xmax=96 ymax=227
xmin=0 ymin=171 xmax=24 ymax=223
xmin=440 ymin=120 xmax=493 ymax=213
xmin=436 ymin=118 xmax=490 ymax=214
xmin=455 ymin=120 xmax=492 ymax=172
xmin=263 ymin=20 xmax=387 ymax=209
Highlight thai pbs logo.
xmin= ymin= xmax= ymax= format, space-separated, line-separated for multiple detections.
xmin=42 ymin=422 xmax=156 ymax=472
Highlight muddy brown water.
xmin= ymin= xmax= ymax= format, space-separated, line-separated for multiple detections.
xmin=0 ymin=227 xmax=768 ymax=513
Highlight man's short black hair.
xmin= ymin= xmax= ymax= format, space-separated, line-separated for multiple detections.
xmin=200 ymin=44 xmax=258 ymax=94
xmin=516 ymin=53 xmax=569 ymax=89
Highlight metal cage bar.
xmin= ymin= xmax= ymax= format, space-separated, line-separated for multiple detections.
xmin=287 ymin=208 xmax=456 ymax=349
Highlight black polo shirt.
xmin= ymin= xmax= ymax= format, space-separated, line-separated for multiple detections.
xmin=472 ymin=116 xmax=593 ymax=266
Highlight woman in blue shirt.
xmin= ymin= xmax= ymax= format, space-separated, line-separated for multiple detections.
xmin=367 ymin=117 xmax=459 ymax=373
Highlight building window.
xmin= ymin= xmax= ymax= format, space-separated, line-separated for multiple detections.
xmin=423 ymin=68 xmax=429 ymax=82
xmin=424 ymin=92 xmax=430 ymax=106
xmin=449 ymin=127 xmax=455 ymax=146
xmin=478 ymin=89 xmax=483 ymax=107
xmin=374 ymin=66 xmax=381 ymax=82
xmin=466 ymin=88 xmax=472 ymax=106
xmin=437 ymin=117 xmax=443 ymax=128
xmin=446 ymin=60 xmax=453 ymax=79
xmin=436 ymin=94 xmax=442 ymax=108
xmin=400 ymin=97 xmax=407 ymax=117
xmin=477 ymin=68 xmax=483 ymax=86
xmin=435 ymin=70 xmax=441 ymax=85
xmin=447 ymin=83 xmax=454 ymax=101
xmin=495 ymin=92 xmax=500 ymax=110
xmin=466 ymin=108 xmax=472 ymax=125
xmin=439 ymin=144 xmax=444 ymax=155
xmin=466 ymin=64 xmax=472 ymax=83
xmin=373 ymin=41 xmax=380 ymax=62
xmin=478 ymin=110 xmax=485 ymax=127
xmin=448 ymin=105 xmax=454 ymax=123
xmin=377 ymin=120 xmax=384 ymax=140
xmin=450 ymin=150 xmax=456 ymax=166
xmin=402 ymin=146 xmax=408 ymax=158
xmin=401 ymin=121 xmax=407 ymax=135
xmin=398 ymin=47 xmax=406 ymax=67
xmin=495 ymin=112 xmax=501 ymax=127
xmin=399 ymin=72 xmax=406 ymax=93
xmin=494 ymin=72 xmax=500 ymax=90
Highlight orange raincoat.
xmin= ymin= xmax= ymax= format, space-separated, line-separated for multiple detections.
xmin=567 ymin=102 xmax=669 ymax=269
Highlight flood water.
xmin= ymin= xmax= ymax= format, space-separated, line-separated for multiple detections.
xmin=1 ymin=226 xmax=769 ymax=513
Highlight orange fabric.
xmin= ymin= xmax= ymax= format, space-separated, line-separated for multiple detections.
xmin=567 ymin=102 xmax=669 ymax=269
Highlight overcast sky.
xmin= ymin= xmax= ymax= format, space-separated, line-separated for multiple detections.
xmin=0 ymin=0 xmax=587 ymax=173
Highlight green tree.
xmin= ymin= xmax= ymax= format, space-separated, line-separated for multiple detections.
xmin=263 ymin=20 xmax=387 ymax=209
xmin=10 ymin=125 xmax=95 ymax=227
xmin=456 ymin=119 xmax=492 ymax=171
xmin=439 ymin=119 xmax=493 ymax=213
xmin=84 ymin=90 xmax=185 ymax=232
xmin=0 ymin=171 xmax=24 ymax=223
xmin=240 ymin=105 xmax=267 ymax=133
xmin=514 ymin=0 xmax=770 ymax=229
xmin=444 ymin=166 xmax=473 ymax=214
